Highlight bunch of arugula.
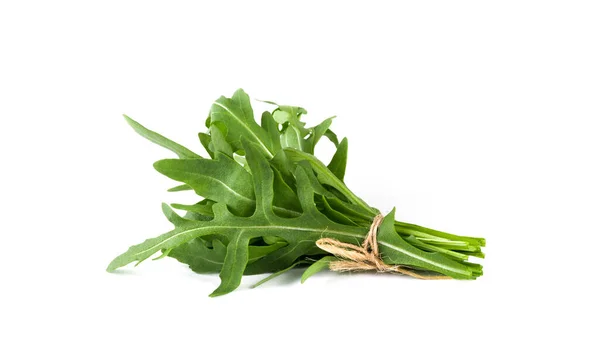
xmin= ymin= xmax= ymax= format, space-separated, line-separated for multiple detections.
xmin=107 ymin=89 xmax=485 ymax=296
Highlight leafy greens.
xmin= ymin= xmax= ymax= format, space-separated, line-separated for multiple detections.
xmin=107 ymin=89 xmax=485 ymax=296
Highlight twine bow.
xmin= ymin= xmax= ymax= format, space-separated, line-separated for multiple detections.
xmin=316 ymin=214 xmax=450 ymax=280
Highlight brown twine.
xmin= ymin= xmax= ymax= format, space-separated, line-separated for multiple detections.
xmin=316 ymin=214 xmax=451 ymax=280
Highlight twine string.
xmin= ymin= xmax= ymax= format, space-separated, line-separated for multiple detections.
xmin=316 ymin=214 xmax=451 ymax=280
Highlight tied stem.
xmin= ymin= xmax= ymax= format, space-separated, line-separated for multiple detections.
xmin=316 ymin=214 xmax=451 ymax=280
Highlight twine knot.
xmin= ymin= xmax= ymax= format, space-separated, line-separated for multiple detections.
xmin=316 ymin=214 xmax=450 ymax=280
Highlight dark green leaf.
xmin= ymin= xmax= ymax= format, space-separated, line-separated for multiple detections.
xmin=284 ymin=147 xmax=376 ymax=216
xmin=210 ymin=233 xmax=251 ymax=297
xmin=107 ymin=141 xmax=370 ymax=296
xmin=327 ymin=137 xmax=348 ymax=181
xmin=271 ymin=167 xmax=302 ymax=218
xmin=154 ymin=153 xmax=256 ymax=216
xmin=169 ymin=238 xmax=228 ymax=274
xmin=261 ymin=111 xmax=282 ymax=153
xmin=305 ymin=116 xmax=335 ymax=154
xmin=210 ymin=89 xmax=274 ymax=158
xmin=169 ymin=238 xmax=287 ymax=275
xmin=316 ymin=195 xmax=358 ymax=226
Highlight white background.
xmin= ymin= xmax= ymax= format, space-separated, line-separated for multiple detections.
xmin=1 ymin=1 xmax=599 ymax=355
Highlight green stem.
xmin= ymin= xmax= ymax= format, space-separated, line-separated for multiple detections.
xmin=395 ymin=221 xmax=485 ymax=247
xmin=403 ymin=235 xmax=469 ymax=261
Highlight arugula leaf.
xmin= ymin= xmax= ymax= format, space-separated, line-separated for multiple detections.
xmin=264 ymin=100 xmax=308 ymax=132
xmin=198 ymin=132 xmax=213 ymax=158
xmin=281 ymin=125 xmax=306 ymax=151
xmin=261 ymin=99 xmax=339 ymax=153
xmin=106 ymin=141 xmax=370 ymax=295
xmin=316 ymin=195 xmax=358 ymax=226
xmin=210 ymin=233 xmax=251 ymax=297
xmin=285 ymin=147 xmax=376 ymax=216
xmin=161 ymin=203 xmax=189 ymax=227
xmin=167 ymin=184 xmax=193 ymax=192
xmin=168 ymin=237 xmax=288 ymax=275
xmin=210 ymin=89 xmax=274 ymax=158
xmin=171 ymin=200 xmax=215 ymax=217
xmin=169 ymin=238 xmax=228 ymax=274
xmin=323 ymin=129 xmax=339 ymax=147
xmin=261 ymin=111 xmax=282 ymax=153
xmin=327 ymin=137 xmax=348 ymax=181
xmin=208 ymin=123 xmax=234 ymax=156
xmin=305 ymin=116 xmax=335 ymax=154
xmin=271 ymin=166 xmax=302 ymax=218
xmin=154 ymin=154 xmax=256 ymax=216
xmin=301 ymin=256 xmax=338 ymax=283
xmin=124 ymin=115 xmax=201 ymax=159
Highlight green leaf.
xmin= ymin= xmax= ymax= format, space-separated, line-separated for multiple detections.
xmin=169 ymin=238 xmax=228 ymax=274
xmin=324 ymin=195 xmax=373 ymax=223
xmin=248 ymin=242 xmax=288 ymax=264
xmin=284 ymin=147 xmax=376 ymax=216
xmin=271 ymin=166 xmax=302 ymax=218
xmin=323 ymin=129 xmax=339 ymax=147
xmin=106 ymin=223 xmax=213 ymax=273
xmin=209 ymin=122 xmax=234 ymax=156
xmin=107 ymin=141 xmax=370 ymax=296
xmin=171 ymin=200 xmax=215 ymax=217
xmin=327 ymin=137 xmax=348 ymax=181
xmin=261 ymin=111 xmax=282 ymax=153
xmin=160 ymin=154 xmax=301 ymax=218
xmin=168 ymin=238 xmax=287 ymax=275
xmin=210 ymin=89 xmax=274 ymax=158
xmin=305 ymin=116 xmax=335 ymax=154
xmin=261 ymin=100 xmax=314 ymax=146
xmin=198 ymin=132 xmax=214 ymax=158
xmin=270 ymin=150 xmax=296 ymax=187
xmin=301 ymin=256 xmax=338 ymax=283
xmin=124 ymin=115 xmax=201 ymax=159
xmin=316 ymin=195 xmax=358 ymax=226
xmin=182 ymin=211 xmax=212 ymax=221
xmin=265 ymin=101 xmax=308 ymax=129
xmin=295 ymin=161 xmax=332 ymax=196
xmin=161 ymin=203 xmax=189 ymax=227
xmin=280 ymin=125 xmax=305 ymax=151
xmin=210 ymin=233 xmax=251 ymax=297
xmin=313 ymin=117 xmax=334 ymax=142
xmin=154 ymin=153 xmax=256 ymax=216
xmin=243 ymin=162 xmax=358 ymax=275
xmin=167 ymin=184 xmax=192 ymax=192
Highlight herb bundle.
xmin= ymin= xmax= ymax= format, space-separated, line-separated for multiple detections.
xmin=107 ymin=89 xmax=485 ymax=296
